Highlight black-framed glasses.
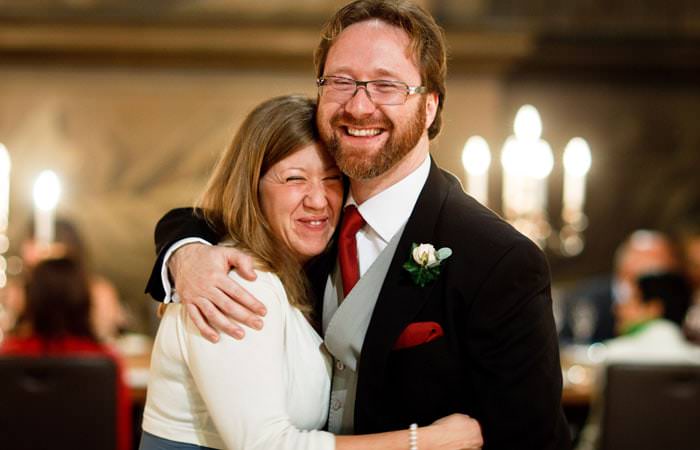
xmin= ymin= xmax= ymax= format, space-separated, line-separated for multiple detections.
xmin=317 ymin=75 xmax=428 ymax=106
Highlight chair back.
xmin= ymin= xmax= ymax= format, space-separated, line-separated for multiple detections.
xmin=0 ymin=355 xmax=117 ymax=450
xmin=601 ymin=363 xmax=700 ymax=450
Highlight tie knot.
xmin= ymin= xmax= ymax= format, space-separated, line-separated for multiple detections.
xmin=340 ymin=205 xmax=365 ymax=238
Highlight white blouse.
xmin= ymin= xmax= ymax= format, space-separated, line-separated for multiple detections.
xmin=142 ymin=270 xmax=335 ymax=450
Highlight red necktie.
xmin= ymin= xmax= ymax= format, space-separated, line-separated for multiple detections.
xmin=338 ymin=205 xmax=365 ymax=297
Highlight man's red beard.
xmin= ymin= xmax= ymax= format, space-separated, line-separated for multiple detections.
xmin=322 ymin=100 xmax=426 ymax=180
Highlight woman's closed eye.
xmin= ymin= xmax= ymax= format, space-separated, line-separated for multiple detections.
xmin=285 ymin=176 xmax=307 ymax=183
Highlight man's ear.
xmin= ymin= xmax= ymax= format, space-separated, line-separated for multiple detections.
xmin=424 ymin=92 xmax=439 ymax=132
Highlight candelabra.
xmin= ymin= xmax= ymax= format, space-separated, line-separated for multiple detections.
xmin=462 ymin=105 xmax=591 ymax=256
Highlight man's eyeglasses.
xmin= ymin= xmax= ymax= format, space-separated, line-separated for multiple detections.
xmin=317 ymin=76 xmax=427 ymax=106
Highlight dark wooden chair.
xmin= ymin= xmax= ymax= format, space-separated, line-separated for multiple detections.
xmin=601 ymin=363 xmax=700 ymax=450
xmin=0 ymin=356 xmax=118 ymax=450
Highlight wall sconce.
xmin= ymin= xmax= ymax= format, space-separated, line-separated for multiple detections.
xmin=462 ymin=105 xmax=591 ymax=256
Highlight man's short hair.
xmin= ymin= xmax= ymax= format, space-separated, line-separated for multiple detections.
xmin=314 ymin=0 xmax=447 ymax=140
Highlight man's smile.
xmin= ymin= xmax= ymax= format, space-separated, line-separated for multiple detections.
xmin=345 ymin=127 xmax=383 ymax=137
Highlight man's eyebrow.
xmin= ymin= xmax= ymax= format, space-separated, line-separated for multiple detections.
xmin=373 ymin=68 xmax=403 ymax=80
xmin=325 ymin=66 xmax=403 ymax=80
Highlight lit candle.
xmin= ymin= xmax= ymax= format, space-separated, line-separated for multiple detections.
xmin=32 ymin=170 xmax=61 ymax=248
xmin=462 ymin=136 xmax=491 ymax=205
xmin=500 ymin=137 xmax=525 ymax=219
xmin=513 ymin=105 xmax=552 ymax=217
xmin=0 ymin=143 xmax=10 ymax=232
xmin=529 ymin=140 xmax=554 ymax=216
xmin=562 ymin=138 xmax=592 ymax=223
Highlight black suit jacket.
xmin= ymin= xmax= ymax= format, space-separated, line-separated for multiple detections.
xmin=145 ymin=161 xmax=571 ymax=450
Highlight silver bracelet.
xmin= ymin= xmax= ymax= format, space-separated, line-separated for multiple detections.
xmin=409 ymin=423 xmax=418 ymax=450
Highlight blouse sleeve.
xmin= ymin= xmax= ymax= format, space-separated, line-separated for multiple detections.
xmin=183 ymin=273 xmax=335 ymax=450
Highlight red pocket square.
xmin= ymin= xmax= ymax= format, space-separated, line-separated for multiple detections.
xmin=393 ymin=321 xmax=444 ymax=350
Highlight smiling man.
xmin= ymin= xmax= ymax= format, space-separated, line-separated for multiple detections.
xmin=145 ymin=1 xmax=571 ymax=448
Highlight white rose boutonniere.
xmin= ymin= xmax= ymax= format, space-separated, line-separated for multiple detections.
xmin=403 ymin=243 xmax=452 ymax=287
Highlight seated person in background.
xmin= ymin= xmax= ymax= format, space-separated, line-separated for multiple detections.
xmin=0 ymin=258 xmax=131 ymax=450
xmin=1 ymin=218 xmax=128 ymax=342
xmin=676 ymin=215 xmax=700 ymax=343
xmin=560 ymin=230 xmax=680 ymax=345
xmin=575 ymin=271 xmax=700 ymax=450
xmin=606 ymin=271 xmax=698 ymax=361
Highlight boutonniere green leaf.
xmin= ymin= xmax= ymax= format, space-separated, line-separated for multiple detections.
xmin=403 ymin=243 xmax=452 ymax=287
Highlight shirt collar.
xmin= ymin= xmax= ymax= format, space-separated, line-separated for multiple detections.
xmin=345 ymin=155 xmax=431 ymax=243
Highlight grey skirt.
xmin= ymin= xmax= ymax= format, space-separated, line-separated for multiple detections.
xmin=139 ymin=431 xmax=218 ymax=450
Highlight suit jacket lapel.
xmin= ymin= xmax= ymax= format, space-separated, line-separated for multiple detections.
xmin=357 ymin=161 xmax=452 ymax=392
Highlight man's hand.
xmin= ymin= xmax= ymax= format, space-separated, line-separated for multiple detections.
xmin=168 ymin=243 xmax=267 ymax=342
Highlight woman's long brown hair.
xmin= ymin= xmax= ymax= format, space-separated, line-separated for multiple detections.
xmin=197 ymin=95 xmax=321 ymax=320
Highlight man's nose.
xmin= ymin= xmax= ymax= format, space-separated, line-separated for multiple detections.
xmin=344 ymin=86 xmax=376 ymax=118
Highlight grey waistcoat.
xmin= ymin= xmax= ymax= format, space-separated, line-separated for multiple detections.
xmin=322 ymin=225 xmax=405 ymax=434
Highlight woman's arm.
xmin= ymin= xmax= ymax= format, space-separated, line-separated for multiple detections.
xmin=184 ymin=272 xmax=334 ymax=450
xmin=336 ymin=414 xmax=483 ymax=450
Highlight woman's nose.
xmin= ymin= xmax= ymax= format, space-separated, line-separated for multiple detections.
xmin=304 ymin=183 xmax=328 ymax=209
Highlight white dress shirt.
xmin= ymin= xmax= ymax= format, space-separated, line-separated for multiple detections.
xmin=346 ymin=155 xmax=431 ymax=276
xmin=143 ymin=270 xmax=334 ymax=450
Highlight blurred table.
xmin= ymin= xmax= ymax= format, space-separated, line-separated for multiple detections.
xmin=560 ymin=344 xmax=602 ymax=406
xmin=115 ymin=334 xmax=152 ymax=405
xmin=124 ymin=352 xmax=150 ymax=404
xmin=562 ymin=382 xmax=592 ymax=406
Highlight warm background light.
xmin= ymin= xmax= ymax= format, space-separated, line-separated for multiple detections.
xmin=33 ymin=170 xmax=61 ymax=212
xmin=462 ymin=136 xmax=491 ymax=176
xmin=513 ymin=104 xmax=543 ymax=142
xmin=0 ymin=143 xmax=10 ymax=231
xmin=563 ymin=138 xmax=592 ymax=176
xmin=33 ymin=170 xmax=61 ymax=247
xmin=462 ymin=136 xmax=491 ymax=205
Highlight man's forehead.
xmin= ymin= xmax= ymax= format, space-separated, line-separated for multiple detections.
xmin=325 ymin=19 xmax=419 ymax=73
xmin=336 ymin=18 xmax=412 ymax=45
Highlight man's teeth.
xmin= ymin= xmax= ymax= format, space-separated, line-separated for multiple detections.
xmin=347 ymin=127 xmax=381 ymax=137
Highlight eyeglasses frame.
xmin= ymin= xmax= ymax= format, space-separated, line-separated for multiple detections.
xmin=316 ymin=75 xmax=428 ymax=105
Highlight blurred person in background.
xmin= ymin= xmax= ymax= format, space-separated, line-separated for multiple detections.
xmin=575 ymin=270 xmax=700 ymax=450
xmin=560 ymin=230 xmax=680 ymax=345
xmin=607 ymin=272 xmax=696 ymax=360
xmin=0 ymin=257 xmax=131 ymax=450
xmin=676 ymin=215 xmax=700 ymax=343
xmin=0 ymin=218 xmax=128 ymax=342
